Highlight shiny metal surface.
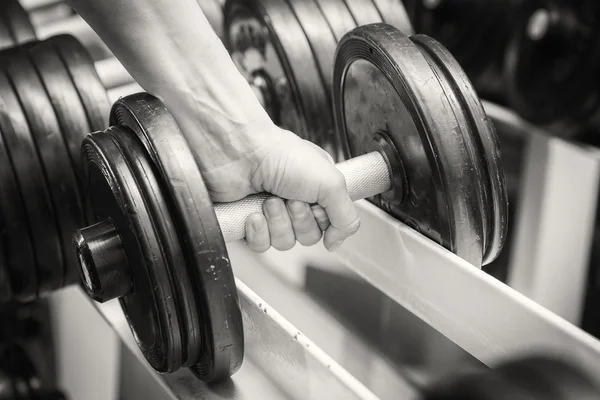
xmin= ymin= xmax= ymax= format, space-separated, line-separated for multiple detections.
xmin=336 ymin=200 xmax=600 ymax=376
xmin=96 ymin=279 xmax=379 ymax=399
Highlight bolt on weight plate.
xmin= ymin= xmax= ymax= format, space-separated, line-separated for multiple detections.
xmin=505 ymin=0 xmax=600 ymax=138
xmin=3 ymin=49 xmax=83 ymax=295
xmin=333 ymin=24 xmax=508 ymax=267
xmin=108 ymin=129 xmax=202 ymax=369
xmin=109 ymin=93 xmax=243 ymax=382
xmin=47 ymin=35 xmax=111 ymax=132
xmin=343 ymin=0 xmax=382 ymax=26
xmin=28 ymin=40 xmax=90 ymax=287
xmin=0 ymin=0 xmax=36 ymax=45
xmin=80 ymin=130 xmax=184 ymax=373
xmin=224 ymin=0 xmax=323 ymax=145
xmin=284 ymin=0 xmax=338 ymax=155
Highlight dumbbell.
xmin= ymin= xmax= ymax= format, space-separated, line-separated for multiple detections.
xmin=404 ymin=0 xmax=523 ymax=104
xmin=504 ymin=0 xmax=600 ymax=139
xmin=0 ymin=34 xmax=138 ymax=304
xmin=224 ymin=0 xmax=413 ymax=160
xmin=0 ymin=343 xmax=67 ymax=400
xmin=71 ymin=23 xmax=507 ymax=381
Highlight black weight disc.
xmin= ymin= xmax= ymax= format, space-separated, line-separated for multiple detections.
xmin=225 ymin=0 xmax=321 ymax=144
xmin=110 ymin=93 xmax=243 ymax=382
xmin=5 ymin=50 xmax=81 ymax=294
xmin=82 ymin=129 xmax=183 ymax=373
xmin=0 ymin=248 xmax=10 ymax=303
xmin=343 ymin=0 xmax=382 ymax=26
xmin=505 ymin=0 xmax=600 ymax=137
xmin=0 ymin=11 xmax=14 ymax=50
xmin=0 ymin=68 xmax=46 ymax=301
xmin=198 ymin=0 xmax=225 ymax=40
xmin=371 ymin=0 xmax=414 ymax=34
xmin=285 ymin=0 xmax=338 ymax=154
xmin=0 ymin=0 xmax=36 ymax=45
xmin=313 ymin=0 xmax=357 ymax=42
xmin=108 ymin=128 xmax=202 ymax=369
xmin=334 ymin=24 xmax=504 ymax=267
xmin=28 ymin=40 xmax=90 ymax=288
xmin=47 ymin=35 xmax=110 ymax=132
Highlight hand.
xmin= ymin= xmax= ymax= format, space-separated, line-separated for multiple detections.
xmin=199 ymin=124 xmax=360 ymax=252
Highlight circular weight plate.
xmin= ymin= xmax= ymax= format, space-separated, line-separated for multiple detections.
xmin=108 ymin=128 xmax=202 ymax=369
xmin=0 ymin=0 xmax=36 ymax=45
xmin=0 ymin=68 xmax=47 ymax=300
xmin=47 ymin=35 xmax=110 ymax=132
xmin=198 ymin=0 xmax=225 ymax=40
xmin=110 ymin=93 xmax=243 ymax=382
xmin=82 ymin=129 xmax=183 ymax=373
xmin=5 ymin=50 xmax=82 ymax=294
xmin=285 ymin=0 xmax=337 ymax=153
xmin=505 ymin=0 xmax=600 ymax=136
xmin=371 ymin=0 xmax=414 ymax=34
xmin=0 ymin=12 xmax=15 ymax=50
xmin=410 ymin=34 xmax=507 ymax=265
xmin=334 ymin=24 xmax=489 ymax=266
xmin=225 ymin=0 xmax=325 ymax=145
xmin=343 ymin=0 xmax=382 ymax=26
xmin=28 ymin=40 xmax=90 ymax=287
xmin=313 ymin=0 xmax=357 ymax=42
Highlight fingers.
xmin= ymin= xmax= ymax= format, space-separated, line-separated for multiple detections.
xmin=317 ymin=172 xmax=360 ymax=251
xmin=287 ymin=200 xmax=322 ymax=246
xmin=263 ymin=197 xmax=296 ymax=251
xmin=245 ymin=213 xmax=270 ymax=253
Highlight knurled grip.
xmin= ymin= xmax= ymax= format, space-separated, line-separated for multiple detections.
xmin=214 ymin=151 xmax=391 ymax=242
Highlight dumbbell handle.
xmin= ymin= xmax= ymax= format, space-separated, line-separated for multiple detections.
xmin=214 ymin=151 xmax=391 ymax=242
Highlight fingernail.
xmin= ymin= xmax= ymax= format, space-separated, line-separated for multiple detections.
xmin=287 ymin=200 xmax=305 ymax=217
xmin=249 ymin=214 xmax=264 ymax=232
xmin=265 ymin=198 xmax=283 ymax=219
xmin=328 ymin=240 xmax=343 ymax=252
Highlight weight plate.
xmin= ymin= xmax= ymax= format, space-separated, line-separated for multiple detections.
xmin=5 ymin=50 xmax=81 ymax=294
xmin=47 ymin=35 xmax=110 ymax=132
xmin=82 ymin=129 xmax=183 ymax=373
xmin=110 ymin=93 xmax=243 ymax=382
xmin=225 ymin=0 xmax=323 ymax=145
xmin=0 ymin=67 xmax=47 ymax=300
xmin=28 ymin=40 xmax=90 ymax=287
xmin=198 ymin=0 xmax=224 ymax=40
xmin=108 ymin=128 xmax=202 ymax=369
xmin=334 ymin=24 xmax=501 ymax=266
xmin=371 ymin=0 xmax=414 ymax=34
xmin=0 ymin=248 xmax=10 ymax=303
xmin=343 ymin=0 xmax=382 ymax=26
xmin=285 ymin=0 xmax=337 ymax=153
xmin=505 ymin=0 xmax=600 ymax=136
xmin=1 ymin=0 xmax=36 ymax=45
xmin=0 ymin=13 xmax=14 ymax=50
xmin=313 ymin=0 xmax=357 ymax=42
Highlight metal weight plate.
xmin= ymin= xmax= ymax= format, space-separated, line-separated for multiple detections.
xmin=285 ymin=0 xmax=338 ymax=154
xmin=343 ymin=0 xmax=382 ymax=26
xmin=197 ymin=0 xmax=224 ymax=40
xmin=28 ymin=40 xmax=90 ymax=287
xmin=224 ymin=0 xmax=324 ymax=145
xmin=313 ymin=0 xmax=356 ymax=42
xmin=4 ymin=50 xmax=82 ymax=294
xmin=82 ymin=129 xmax=184 ymax=373
xmin=108 ymin=128 xmax=202 ymax=369
xmin=1 ymin=0 xmax=36 ymax=45
xmin=47 ymin=35 xmax=111 ymax=132
xmin=334 ymin=24 xmax=507 ymax=266
xmin=0 ymin=12 xmax=15 ymax=50
xmin=371 ymin=0 xmax=414 ymax=34
xmin=110 ymin=93 xmax=243 ymax=382
xmin=505 ymin=0 xmax=600 ymax=137
xmin=0 ymin=69 xmax=47 ymax=300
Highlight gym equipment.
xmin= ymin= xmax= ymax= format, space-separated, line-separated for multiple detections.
xmin=0 ymin=35 xmax=134 ymax=303
xmin=504 ymin=0 xmax=600 ymax=139
xmin=72 ymin=23 xmax=507 ymax=381
xmin=224 ymin=0 xmax=413 ymax=160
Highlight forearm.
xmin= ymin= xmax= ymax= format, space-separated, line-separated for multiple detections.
xmin=66 ymin=0 xmax=273 ymax=168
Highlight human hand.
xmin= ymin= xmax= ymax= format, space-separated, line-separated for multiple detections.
xmin=199 ymin=124 xmax=360 ymax=252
